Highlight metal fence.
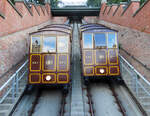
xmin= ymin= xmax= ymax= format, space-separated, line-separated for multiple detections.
xmin=119 ymin=55 xmax=150 ymax=115
xmin=0 ymin=60 xmax=28 ymax=104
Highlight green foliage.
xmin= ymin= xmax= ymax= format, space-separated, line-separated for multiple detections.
xmin=107 ymin=0 xmax=128 ymax=4
xmin=51 ymin=0 xmax=61 ymax=8
xmin=140 ymin=0 xmax=146 ymax=5
xmin=107 ymin=0 xmax=147 ymax=5
xmin=38 ymin=0 xmax=45 ymax=5
xmin=11 ymin=0 xmax=15 ymax=4
xmin=86 ymin=0 xmax=101 ymax=7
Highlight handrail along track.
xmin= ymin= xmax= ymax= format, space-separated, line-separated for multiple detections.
xmin=120 ymin=54 xmax=150 ymax=115
xmin=0 ymin=60 xmax=28 ymax=104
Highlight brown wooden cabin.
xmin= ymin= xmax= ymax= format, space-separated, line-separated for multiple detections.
xmin=28 ymin=25 xmax=72 ymax=86
xmin=80 ymin=24 xmax=120 ymax=79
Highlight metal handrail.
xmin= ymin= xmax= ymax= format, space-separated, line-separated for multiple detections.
xmin=0 ymin=60 xmax=28 ymax=104
xmin=119 ymin=55 xmax=150 ymax=86
xmin=119 ymin=54 xmax=150 ymax=114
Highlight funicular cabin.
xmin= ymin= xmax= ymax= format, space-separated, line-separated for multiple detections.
xmin=28 ymin=24 xmax=72 ymax=90
xmin=80 ymin=24 xmax=120 ymax=81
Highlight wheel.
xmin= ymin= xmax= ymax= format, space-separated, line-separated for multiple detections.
xmin=63 ymin=85 xmax=69 ymax=94
xmin=25 ymin=84 xmax=33 ymax=94
xmin=84 ymin=76 xmax=89 ymax=86
xmin=116 ymin=77 xmax=124 ymax=85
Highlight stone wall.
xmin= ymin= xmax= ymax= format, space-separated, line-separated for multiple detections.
xmin=0 ymin=0 xmax=51 ymax=37
xmin=0 ymin=0 xmax=67 ymax=77
xmin=100 ymin=0 xmax=150 ymax=34
xmin=83 ymin=16 xmax=150 ymax=81
xmin=98 ymin=20 xmax=150 ymax=81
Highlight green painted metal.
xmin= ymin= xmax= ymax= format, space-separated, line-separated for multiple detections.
xmin=51 ymin=7 xmax=100 ymax=16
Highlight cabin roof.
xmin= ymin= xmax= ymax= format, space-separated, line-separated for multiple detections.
xmin=29 ymin=29 xmax=71 ymax=35
xmin=80 ymin=23 xmax=118 ymax=32
xmin=82 ymin=28 xmax=118 ymax=33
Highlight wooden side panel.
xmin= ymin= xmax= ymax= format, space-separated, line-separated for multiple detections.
xmin=84 ymin=66 xmax=94 ymax=76
xmin=57 ymin=54 xmax=69 ymax=72
xmin=29 ymin=73 xmax=41 ymax=84
xmin=95 ymin=49 xmax=107 ymax=65
xmin=109 ymin=66 xmax=120 ymax=75
xmin=57 ymin=73 xmax=69 ymax=84
xmin=42 ymin=54 xmax=56 ymax=72
xmin=108 ymin=49 xmax=118 ymax=65
xmin=83 ymin=50 xmax=94 ymax=65
xmin=30 ymin=54 xmax=41 ymax=72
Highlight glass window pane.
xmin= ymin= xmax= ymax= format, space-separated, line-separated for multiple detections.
xmin=83 ymin=33 xmax=93 ymax=48
xmin=57 ymin=36 xmax=69 ymax=53
xmin=108 ymin=33 xmax=117 ymax=48
xmin=42 ymin=36 xmax=56 ymax=52
xmin=94 ymin=33 xmax=106 ymax=48
xmin=31 ymin=36 xmax=41 ymax=53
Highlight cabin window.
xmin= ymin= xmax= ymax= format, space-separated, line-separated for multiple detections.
xmin=108 ymin=33 xmax=117 ymax=48
xmin=57 ymin=36 xmax=69 ymax=53
xmin=31 ymin=36 xmax=41 ymax=53
xmin=83 ymin=33 xmax=93 ymax=48
xmin=94 ymin=33 xmax=106 ymax=48
xmin=42 ymin=36 xmax=56 ymax=52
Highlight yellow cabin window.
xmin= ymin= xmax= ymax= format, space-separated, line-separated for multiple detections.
xmin=42 ymin=36 xmax=56 ymax=53
xmin=108 ymin=33 xmax=117 ymax=48
xmin=31 ymin=36 xmax=41 ymax=53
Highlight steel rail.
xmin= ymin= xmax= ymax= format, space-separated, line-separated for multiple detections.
xmin=60 ymin=93 xmax=66 ymax=116
xmin=109 ymin=82 xmax=126 ymax=116
xmin=28 ymin=88 xmax=41 ymax=116
xmin=87 ymin=87 xmax=94 ymax=116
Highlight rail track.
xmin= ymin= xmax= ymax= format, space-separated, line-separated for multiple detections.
xmin=87 ymin=80 xmax=144 ymax=116
xmin=11 ymin=87 xmax=67 ymax=116
xmin=4 ymin=21 xmax=147 ymax=116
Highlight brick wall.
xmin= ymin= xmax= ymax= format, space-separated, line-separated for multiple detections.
xmin=83 ymin=17 xmax=150 ymax=81
xmin=0 ymin=0 xmax=51 ymax=37
xmin=83 ymin=1 xmax=150 ymax=81
xmin=52 ymin=16 xmax=68 ymax=24
xmin=0 ymin=0 xmax=67 ymax=78
xmin=83 ymin=16 xmax=98 ymax=23
xmin=99 ymin=20 xmax=150 ymax=81
xmin=100 ymin=0 xmax=150 ymax=33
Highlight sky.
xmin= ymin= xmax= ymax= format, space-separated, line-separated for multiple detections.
xmin=60 ymin=0 xmax=87 ymax=5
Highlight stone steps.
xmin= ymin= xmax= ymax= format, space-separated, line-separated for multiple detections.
xmin=122 ymin=73 xmax=150 ymax=116
xmin=0 ymin=104 xmax=11 ymax=110
xmin=0 ymin=110 xmax=8 ymax=116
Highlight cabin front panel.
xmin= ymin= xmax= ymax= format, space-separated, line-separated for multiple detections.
xmin=42 ymin=54 xmax=56 ymax=72
xmin=30 ymin=54 xmax=41 ymax=72
xmin=57 ymin=54 xmax=69 ymax=72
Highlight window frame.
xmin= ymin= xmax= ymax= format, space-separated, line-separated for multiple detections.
xmin=94 ymin=32 xmax=107 ymax=48
xmin=82 ymin=32 xmax=94 ymax=49
xmin=107 ymin=32 xmax=117 ymax=48
xmin=30 ymin=35 xmax=42 ymax=53
xmin=42 ymin=35 xmax=57 ymax=53
xmin=57 ymin=35 xmax=69 ymax=53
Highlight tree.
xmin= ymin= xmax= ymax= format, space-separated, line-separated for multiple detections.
xmin=50 ymin=0 xmax=61 ymax=8
xmin=107 ymin=0 xmax=128 ymax=4
xmin=86 ymin=0 xmax=101 ymax=7
xmin=140 ymin=0 xmax=146 ymax=5
xmin=107 ymin=0 xmax=146 ymax=4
